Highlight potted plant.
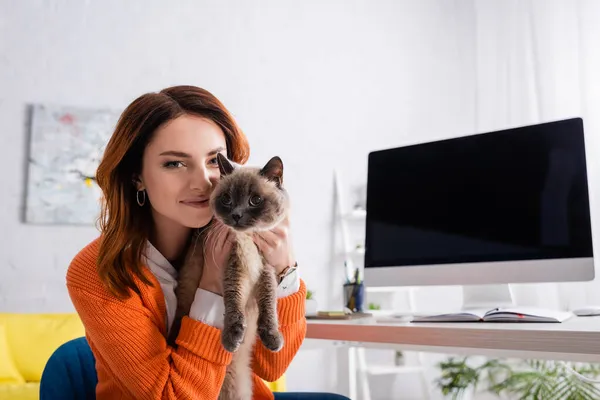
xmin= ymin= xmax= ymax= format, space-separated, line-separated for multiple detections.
xmin=394 ymin=350 xmax=405 ymax=366
xmin=436 ymin=357 xmax=499 ymax=399
xmin=305 ymin=289 xmax=318 ymax=316
xmin=436 ymin=356 xmax=600 ymax=399
xmin=367 ymin=302 xmax=391 ymax=318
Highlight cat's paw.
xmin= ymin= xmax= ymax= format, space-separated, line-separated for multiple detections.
xmin=258 ymin=327 xmax=284 ymax=352
xmin=222 ymin=312 xmax=246 ymax=352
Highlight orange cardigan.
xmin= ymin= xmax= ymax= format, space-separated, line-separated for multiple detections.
xmin=66 ymin=238 xmax=307 ymax=400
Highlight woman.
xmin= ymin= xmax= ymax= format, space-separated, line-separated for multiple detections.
xmin=65 ymin=86 xmax=345 ymax=400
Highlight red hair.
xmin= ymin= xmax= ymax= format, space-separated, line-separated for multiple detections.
xmin=95 ymin=86 xmax=250 ymax=298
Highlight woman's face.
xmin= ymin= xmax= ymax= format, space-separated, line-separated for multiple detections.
xmin=137 ymin=114 xmax=227 ymax=230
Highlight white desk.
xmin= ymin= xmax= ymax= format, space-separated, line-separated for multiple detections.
xmin=306 ymin=316 xmax=600 ymax=363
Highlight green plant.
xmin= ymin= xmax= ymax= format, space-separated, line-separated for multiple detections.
xmin=306 ymin=290 xmax=314 ymax=300
xmin=368 ymin=302 xmax=381 ymax=310
xmin=436 ymin=357 xmax=509 ymax=399
xmin=436 ymin=356 xmax=600 ymax=400
xmin=394 ymin=350 xmax=405 ymax=366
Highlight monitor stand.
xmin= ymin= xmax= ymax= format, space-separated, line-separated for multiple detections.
xmin=461 ymin=284 xmax=515 ymax=310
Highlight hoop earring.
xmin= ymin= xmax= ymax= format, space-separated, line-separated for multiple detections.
xmin=136 ymin=189 xmax=146 ymax=206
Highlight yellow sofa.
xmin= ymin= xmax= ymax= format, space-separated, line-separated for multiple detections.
xmin=0 ymin=313 xmax=85 ymax=400
xmin=0 ymin=313 xmax=285 ymax=399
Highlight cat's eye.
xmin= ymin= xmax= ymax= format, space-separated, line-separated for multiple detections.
xmin=249 ymin=195 xmax=262 ymax=207
xmin=221 ymin=194 xmax=232 ymax=206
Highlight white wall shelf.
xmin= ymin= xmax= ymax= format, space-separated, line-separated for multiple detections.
xmin=333 ymin=169 xmax=430 ymax=400
xmin=366 ymin=365 xmax=424 ymax=376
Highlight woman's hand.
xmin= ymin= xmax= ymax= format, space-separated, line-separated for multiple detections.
xmin=198 ymin=224 xmax=233 ymax=296
xmin=253 ymin=215 xmax=296 ymax=275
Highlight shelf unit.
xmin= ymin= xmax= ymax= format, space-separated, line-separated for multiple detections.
xmin=333 ymin=169 xmax=430 ymax=400
xmin=366 ymin=365 xmax=425 ymax=376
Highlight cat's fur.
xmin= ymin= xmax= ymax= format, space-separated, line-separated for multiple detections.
xmin=169 ymin=153 xmax=289 ymax=400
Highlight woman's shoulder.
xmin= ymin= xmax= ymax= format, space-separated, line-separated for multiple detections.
xmin=66 ymin=237 xmax=157 ymax=304
xmin=66 ymin=236 xmax=103 ymax=290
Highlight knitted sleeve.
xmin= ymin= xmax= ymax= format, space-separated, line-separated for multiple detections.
xmin=66 ymin=246 xmax=232 ymax=399
xmin=251 ymin=280 xmax=307 ymax=382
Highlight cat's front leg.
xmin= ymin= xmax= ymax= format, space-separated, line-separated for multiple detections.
xmin=256 ymin=266 xmax=284 ymax=352
xmin=222 ymin=245 xmax=251 ymax=352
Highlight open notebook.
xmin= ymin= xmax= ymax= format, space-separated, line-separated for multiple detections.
xmin=411 ymin=307 xmax=573 ymax=323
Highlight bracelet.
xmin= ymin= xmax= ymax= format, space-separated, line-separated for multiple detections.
xmin=277 ymin=262 xmax=298 ymax=284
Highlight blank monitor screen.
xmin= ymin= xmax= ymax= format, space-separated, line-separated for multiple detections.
xmin=365 ymin=118 xmax=593 ymax=269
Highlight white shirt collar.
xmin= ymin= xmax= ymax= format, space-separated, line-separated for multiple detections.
xmin=142 ymin=240 xmax=178 ymax=334
xmin=143 ymin=240 xmax=178 ymax=284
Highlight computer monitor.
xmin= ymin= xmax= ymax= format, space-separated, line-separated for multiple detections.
xmin=364 ymin=118 xmax=594 ymax=309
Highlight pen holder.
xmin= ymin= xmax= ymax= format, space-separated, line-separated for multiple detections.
xmin=343 ymin=282 xmax=365 ymax=313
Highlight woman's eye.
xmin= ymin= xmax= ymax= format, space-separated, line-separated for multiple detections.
xmin=221 ymin=193 xmax=232 ymax=206
xmin=249 ymin=195 xmax=262 ymax=207
xmin=163 ymin=161 xmax=185 ymax=169
xmin=208 ymin=157 xmax=219 ymax=166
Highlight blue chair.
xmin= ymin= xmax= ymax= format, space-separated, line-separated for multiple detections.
xmin=273 ymin=394 xmax=350 ymax=400
xmin=40 ymin=337 xmax=97 ymax=400
xmin=40 ymin=337 xmax=350 ymax=400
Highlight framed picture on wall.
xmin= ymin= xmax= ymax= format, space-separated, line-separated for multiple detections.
xmin=24 ymin=104 xmax=119 ymax=225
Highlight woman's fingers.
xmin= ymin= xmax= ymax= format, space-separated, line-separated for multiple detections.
xmin=254 ymin=230 xmax=282 ymax=254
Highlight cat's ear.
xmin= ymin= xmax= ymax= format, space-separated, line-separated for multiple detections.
xmin=217 ymin=153 xmax=235 ymax=176
xmin=260 ymin=156 xmax=284 ymax=187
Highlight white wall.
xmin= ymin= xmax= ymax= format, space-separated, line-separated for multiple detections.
xmin=2 ymin=0 xmax=600 ymax=398
xmin=0 ymin=1 xmax=477 ymax=394
xmin=0 ymin=0 xmax=475 ymax=311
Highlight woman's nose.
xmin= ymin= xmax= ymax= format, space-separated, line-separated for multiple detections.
xmin=190 ymin=166 xmax=212 ymax=191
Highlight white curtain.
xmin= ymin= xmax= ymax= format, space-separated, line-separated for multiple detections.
xmin=466 ymin=0 xmax=600 ymax=309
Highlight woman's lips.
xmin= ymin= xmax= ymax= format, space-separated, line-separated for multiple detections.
xmin=180 ymin=199 xmax=209 ymax=209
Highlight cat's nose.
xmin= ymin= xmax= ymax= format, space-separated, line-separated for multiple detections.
xmin=232 ymin=213 xmax=242 ymax=222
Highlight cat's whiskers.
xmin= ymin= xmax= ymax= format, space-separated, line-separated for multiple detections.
xmin=201 ymin=225 xmax=215 ymax=267
xmin=189 ymin=230 xmax=202 ymax=259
